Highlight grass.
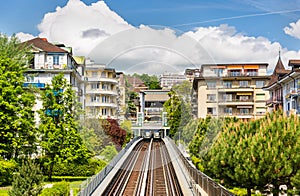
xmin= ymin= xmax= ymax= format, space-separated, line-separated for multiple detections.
xmin=0 ymin=187 xmax=10 ymax=196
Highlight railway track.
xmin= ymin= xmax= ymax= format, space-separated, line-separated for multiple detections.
xmin=102 ymin=139 xmax=182 ymax=196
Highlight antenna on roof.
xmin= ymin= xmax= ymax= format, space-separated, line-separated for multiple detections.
xmin=279 ymin=47 xmax=281 ymax=58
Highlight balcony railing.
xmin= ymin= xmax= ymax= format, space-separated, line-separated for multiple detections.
xmin=219 ymin=99 xmax=253 ymax=102
xmin=266 ymin=97 xmax=283 ymax=105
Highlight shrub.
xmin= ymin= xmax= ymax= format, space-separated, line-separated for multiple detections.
xmin=0 ymin=159 xmax=17 ymax=186
xmin=52 ymin=159 xmax=107 ymax=177
xmin=40 ymin=181 xmax=69 ymax=196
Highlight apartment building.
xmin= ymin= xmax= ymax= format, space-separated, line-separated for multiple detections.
xmin=192 ymin=63 xmax=270 ymax=120
xmin=116 ymin=72 xmax=126 ymax=121
xmin=23 ymin=38 xmax=84 ymax=123
xmin=139 ymin=90 xmax=170 ymax=121
xmin=159 ymin=72 xmax=186 ymax=89
xmin=84 ymin=60 xmax=119 ymax=119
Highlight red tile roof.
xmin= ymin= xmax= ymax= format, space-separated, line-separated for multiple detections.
xmin=24 ymin=37 xmax=67 ymax=53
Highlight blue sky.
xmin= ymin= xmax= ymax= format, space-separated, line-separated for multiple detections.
xmin=1 ymin=0 xmax=300 ymax=74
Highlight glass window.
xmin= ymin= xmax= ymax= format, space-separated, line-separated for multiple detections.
xmin=213 ymin=69 xmax=223 ymax=76
xmin=240 ymin=81 xmax=249 ymax=87
xmin=207 ymin=107 xmax=215 ymax=115
xmin=53 ymin=55 xmax=59 ymax=65
xmin=223 ymin=81 xmax=232 ymax=88
xmin=246 ymin=69 xmax=258 ymax=76
xmin=229 ymin=70 xmax=241 ymax=76
xmin=207 ymin=81 xmax=216 ymax=89
xmin=240 ymin=108 xmax=249 ymax=114
xmin=92 ymin=71 xmax=97 ymax=77
xmin=91 ymin=83 xmax=99 ymax=89
xmin=256 ymin=80 xmax=265 ymax=88
xmin=224 ymin=107 xmax=232 ymax=114
xmin=207 ymin=94 xmax=216 ymax=102
xmin=223 ymin=94 xmax=232 ymax=101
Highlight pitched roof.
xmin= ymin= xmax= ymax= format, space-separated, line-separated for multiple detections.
xmin=266 ymin=57 xmax=290 ymax=87
xmin=24 ymin=37 xmax=67 ymax=53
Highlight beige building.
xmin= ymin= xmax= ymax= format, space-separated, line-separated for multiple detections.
xmin=192 ymin=63 xmax=270 ymax=120
xmin=84 ymin=60 xmax=118 ymax=119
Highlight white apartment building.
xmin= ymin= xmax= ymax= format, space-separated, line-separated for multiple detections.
xmin=84 ymin=60 xmax=119 ymax=119
xmin=23 ymin=37 xmax=84 ymax=123
xmin=159 ymin=72 xmax=186 ymax=89
xmin=191 ymin=63 xmax=270 ymax=120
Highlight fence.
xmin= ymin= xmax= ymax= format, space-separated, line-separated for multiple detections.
xmin=166 ymin=136 xmax=234 ymax=196
xmin=78 ymin=136 xmax=141 ymax=196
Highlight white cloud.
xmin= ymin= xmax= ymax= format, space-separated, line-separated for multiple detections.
xmin=15 ymin=32 xmax=35 ymax=42
xmin=284 ymin=19 xmax=300 ymax=40
xmin=15 ymin=0 xmax=300 ymax=74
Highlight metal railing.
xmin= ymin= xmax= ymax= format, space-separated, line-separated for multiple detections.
xmin=166 ymin=137 xmax=234 ymax=196
xmin=78 ymin=136 xmax=141 ymax=196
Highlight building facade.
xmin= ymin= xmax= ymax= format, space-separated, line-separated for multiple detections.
xmin=84 ymin=60 xmax=119 ymax=119
xmin=139 ymin=90 xmax=170 ymax=121
xmin=192 ymin=63 xmax=270 ymax=120
xmin=23 ymin=37 xmax=84 ymax=123
xmin=264 ymin=57 xmax=290 ymax=112
xmin=159 ymin=72 xmax=186 ymax=89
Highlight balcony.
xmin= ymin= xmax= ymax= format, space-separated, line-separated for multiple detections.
xmin=86 ymin=89 xmax=118 ymax=95
xmin=220 ymin=112 xmax=253 ymax=118
xmin=87 ymin=77 xmax=118 ymax=84
xmin=218 ymin=99 xmax=254 ymax=106
xmin=85 ymin=102 xmax=117 ymax=108
xmin=266 ymin=97 xmax=283 ymax=106
xmin=285 ymin=88 xmax=300 ymax=98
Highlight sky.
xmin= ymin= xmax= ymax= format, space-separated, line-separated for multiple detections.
xmin=1 ymin=0 xmax=300 ymax=74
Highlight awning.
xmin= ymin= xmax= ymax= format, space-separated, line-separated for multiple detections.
xmin=236 ymin=93 xmax=252 ymax=96
xmin=237 ymin=105 xmax=253 ymax=108
xmin=244 ymin=65 xmax=259 ymax=69
xmin=227 ymin=65 xmax=242 ymax=69
xmin=210 ymin=66 xmax=226 ymax=69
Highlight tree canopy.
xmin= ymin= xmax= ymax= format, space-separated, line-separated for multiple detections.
xmin=0 ymin=34 xmax=36 ymax=159
xmin=38 ymin=73 xmax=91 ymax=179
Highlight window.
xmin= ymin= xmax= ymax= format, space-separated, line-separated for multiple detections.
xmin=53 ymin=55 xmax=59 ymax=65
xmin=102 ymin=96 xmax=109 ymax=103
xmin=223 ymin=81 xmax=232 ymax=88
xmin=240 ymin=81 xmax=249 ymax=87
xmin=224 ymin=107 xmax=233 ymax=115
xmin=213 ymin=69 xmax=223 ymax=76
xmin=102 ymin=108 xmax=107 ymax=115
xmin=246 ymin=69 xmax=258 ymax=76
xmin=91 ymin=83 xmax=99 ymax=89
xmin=207 ymin=81 xmax=216 ymax=89
xmin=240 ymin=108 xmax=249 ymax=114
xmin=239 ymin=95 xmax=249 ymax=101
xmin=101 ymin=72 xmax=106 ymax=78
xmin=92 ymin=71 xmax=98 ymax=77
xmin=223 ymin=94 xmax=232 ymax=101
xmin=207 ymin=107 xmax=215 ymax=115
xmin=229 ymin=70 xmax=241 ymax=76
xmin=256 ymin=80 xmax=265 ymax=88
xmin=207 ymin=94 xmax=216 ymax=102
xmin=91 ymin=95 xmax=100 ymax=102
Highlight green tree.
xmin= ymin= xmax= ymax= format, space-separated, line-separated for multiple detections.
xmin=120 ymin=120 xmax=133 ymax=144
xmin=99 ymin=143 xmax=118 ymax=162
xmin=9 ymin=159 xmax=44 ymax=196
xmin=38 ymin=73 xmax=91 ymax=180
xmin=0 ymin=34 xmax=36 ymax=159
xmin=204 ymin=110 xmax=300 ymax=196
